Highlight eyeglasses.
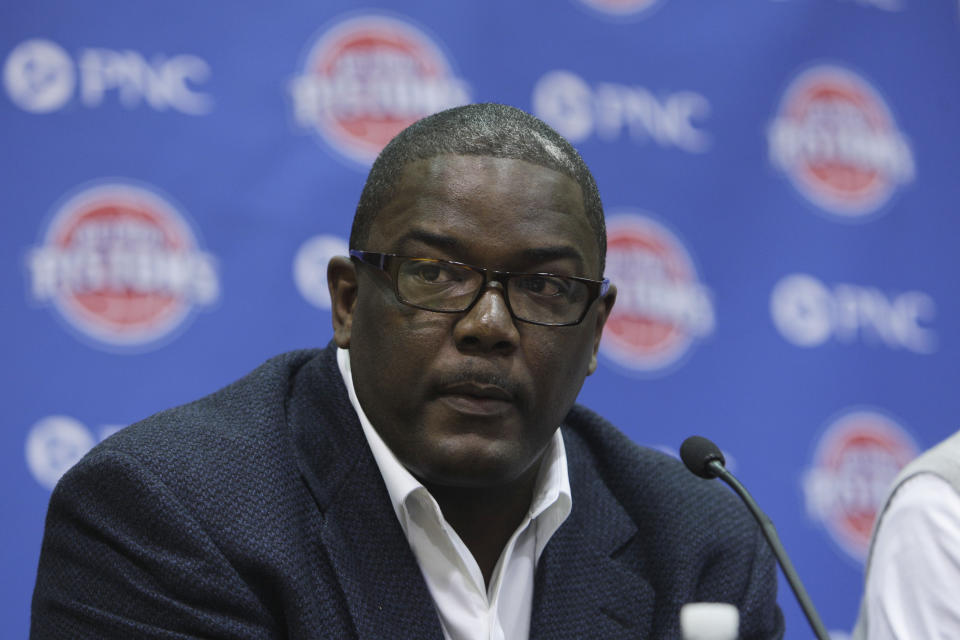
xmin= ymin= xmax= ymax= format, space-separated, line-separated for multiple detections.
xmin=350 ymin=250 xmax=610 ymax=327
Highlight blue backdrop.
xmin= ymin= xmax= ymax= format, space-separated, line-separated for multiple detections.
xmin=4 ymin=1 xmax=960 ymax=637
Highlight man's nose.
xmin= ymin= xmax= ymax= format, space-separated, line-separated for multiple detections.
xmin=452 ymin=282 xmax=520 ymax=354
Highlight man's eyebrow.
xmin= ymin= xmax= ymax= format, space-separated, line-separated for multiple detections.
xmin=520 ymin=246 xmax=586 ymax=270
xmin=397 ymin=229 xmax=587 ymax=270
xmin=396 ymin=229 xmax=464 ymax=253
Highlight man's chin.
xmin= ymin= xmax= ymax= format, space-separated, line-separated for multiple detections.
xmin=407 ymin=440 xmax=536 ymax=491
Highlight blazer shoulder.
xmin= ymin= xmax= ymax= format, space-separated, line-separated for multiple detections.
xmin=70 ymin=348 xmax=327 ymax=500
xmin=561 ymin=405 xmax=784 ymax=639
xmin=563 ymin=404 xmax=755 ymax=538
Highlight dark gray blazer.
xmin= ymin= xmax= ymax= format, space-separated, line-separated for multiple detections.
xmin=32 ymin=344 xmax=784 ymax=639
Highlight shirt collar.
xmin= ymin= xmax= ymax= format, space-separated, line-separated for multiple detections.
xmin=336 ymin=347 xmax=571 ymax=549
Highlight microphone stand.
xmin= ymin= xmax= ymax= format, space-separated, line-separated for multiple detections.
xmin=706 ymin=460 xmax=831 ymax=640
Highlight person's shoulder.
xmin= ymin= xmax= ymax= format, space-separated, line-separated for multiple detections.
xmin=83 ymin=347 xmax=328 ymax=484
xmin=562 ymin=404 xmax=752 ymax=536
xmin=36 ymin=347 xmax=340 ymax=627
xmin=562 ymin=406 xmax=784 ymax=638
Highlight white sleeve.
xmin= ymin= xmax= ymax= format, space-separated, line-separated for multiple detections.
xmin=863 ymin=473 xmax=960 ymax=640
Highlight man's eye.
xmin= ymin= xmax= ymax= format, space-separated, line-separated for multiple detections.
xmin=516 ymin=276 xmax=568 ymax=297
xmin=412 ymin=262 xmax=458 ymax=283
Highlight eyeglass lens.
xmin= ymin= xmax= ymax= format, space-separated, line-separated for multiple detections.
xmin=396 ymin=258 xmax=589 ymax=324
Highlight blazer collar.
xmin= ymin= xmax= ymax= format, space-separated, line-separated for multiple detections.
xmin=530 ymin=425 xmax=656 ymax=639
xmin=286 ymin=344 xmax=444 ymax=640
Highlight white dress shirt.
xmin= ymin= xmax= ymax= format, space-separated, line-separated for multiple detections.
xmin=336 ymin=348 xmax=572 ymax=640
xmin=861 ymin=473 xmax=960 ymax=639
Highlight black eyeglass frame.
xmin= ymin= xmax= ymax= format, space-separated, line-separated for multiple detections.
xmin=349 ymin=250 xmax=610 ymax=327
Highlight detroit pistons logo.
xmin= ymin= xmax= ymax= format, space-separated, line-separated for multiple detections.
xmin=802 ymin=409 xmax=919 ymax=561
xmin=768 ymin=66 xmax=914 ymax=218
xmin=288 ymin=13 xmax=471 ymax=164
xmin=26 ymin=181 xmax=219 ymax=351
xmin=600 ymin=213 xmax=714 ymax=374
xmin=576 ymin=0 xmax=663 ymax=17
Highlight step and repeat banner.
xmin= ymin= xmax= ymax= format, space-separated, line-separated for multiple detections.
xmin=3 ymin=1 xmax=959 ymax=637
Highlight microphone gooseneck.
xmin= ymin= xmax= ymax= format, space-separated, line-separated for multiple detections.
xmin=680 ymin=435 xmax=831 ymax=640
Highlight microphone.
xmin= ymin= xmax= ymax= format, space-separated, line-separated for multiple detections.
xmin=679 ymin=435 xmax=727 ymax=479
xmin=679 ymin=435 xmax=830 ymax=640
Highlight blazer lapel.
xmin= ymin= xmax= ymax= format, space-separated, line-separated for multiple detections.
xmin=287 ymin=346 xmax=444 ymax=640
xmin=530 ymin=428 xmax=656 ymax=639
xmin=318 ymin=457 xmax=444 ymax=640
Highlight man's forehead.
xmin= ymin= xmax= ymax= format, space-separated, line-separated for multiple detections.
xmin=394 ymin=154 xmax=584 ymax=211
xmin=370 ymin=155 xmax=596 ymax=268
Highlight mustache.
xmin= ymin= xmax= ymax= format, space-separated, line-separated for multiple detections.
xmin=433 ymin=368 xmax=520 ymax=397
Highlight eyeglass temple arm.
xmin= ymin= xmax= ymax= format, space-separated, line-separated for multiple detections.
xmin=348 ymin=250 xmax=388 ymax=269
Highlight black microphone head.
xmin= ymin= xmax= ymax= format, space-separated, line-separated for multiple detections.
xmin=680 ymin=435 xmax=726 ymax=479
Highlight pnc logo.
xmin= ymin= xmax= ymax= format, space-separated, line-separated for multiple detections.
xmin=770 ymin=273 xmax=937 ymax=354
xmin=288 ymin=13 xmax=471 ymax=165
xmin=802 ymin=409 xmax=919 ymax=561
xmin=533 ymin=70 xmax=711 ymax=153
xmin=768 ymin=65 xmax=914 ymax=219
xmin=600 ymin=213 xmax=714 ymax=374
xmin=3 ymin=38 xmax=213 ymax=115
xmin=26 ymin=181 xmax=219 ymax=352
xmin=3 ymin=39 xmax=74 ymax=113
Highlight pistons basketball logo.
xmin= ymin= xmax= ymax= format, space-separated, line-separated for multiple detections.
xmin=576 ymin=0 xmax=663 ymax=17
xmin=600 ymin=213 xmax=714 ymax=374
xmin=768 ymin=65 xmax=914 ymax=218
xmin=288 ymin=13 xmax=471 ymax=164
xmin=26 ymin=181 xmax=219 ymax=351
xmin=802 ymin=409 xmax=919 ymax=561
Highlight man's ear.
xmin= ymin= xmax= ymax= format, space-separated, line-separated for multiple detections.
xmin=328 ymin=256 xmax=358 ymax=348
xmin=587 ymin=284 xmax=617 ymax=376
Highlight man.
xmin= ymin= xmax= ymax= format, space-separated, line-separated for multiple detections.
xmin=852 ymin=429 xmax=960 ymax=639
xmin=32 ymin=103 xmax=783 ymax=639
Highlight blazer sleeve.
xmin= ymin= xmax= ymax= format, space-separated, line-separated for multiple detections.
xmin=30 ymin=447 xmax=277 ymax=640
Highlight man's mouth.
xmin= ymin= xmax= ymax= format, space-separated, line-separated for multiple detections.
xmin=436 ymin=381 xmax=515 ymax=416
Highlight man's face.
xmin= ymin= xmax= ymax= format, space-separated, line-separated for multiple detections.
xmin=330 ymin=154 xmax=615 ymax=490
